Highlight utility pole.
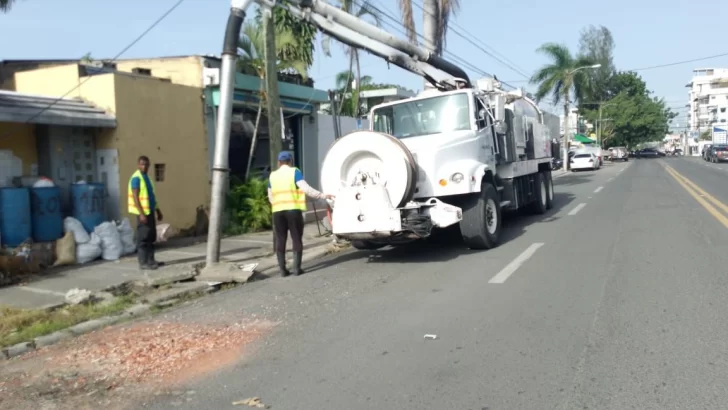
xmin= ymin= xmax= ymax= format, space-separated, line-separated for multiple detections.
xmin=263 ymin=7 xmax=283 ymax=168
xmin=205 ymin=4 xmax=245 ymax=267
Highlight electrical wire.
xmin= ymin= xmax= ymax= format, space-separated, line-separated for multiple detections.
xmin=7 ymin=0 xmax=186 ymax=128
xmin=627 ymin=51 xmax=728 ymax=72
xmin=407 ymin=0 xmax=531 ymax=80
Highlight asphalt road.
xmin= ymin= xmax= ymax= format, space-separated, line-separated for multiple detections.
xmin=142 ymin=156 xmax=728 ymax=410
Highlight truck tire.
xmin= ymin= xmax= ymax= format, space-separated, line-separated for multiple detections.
xmin=320 ymin=130 xmax=418 ymax=208
xmin=351 ymin=240 xmax=386 ymax=251
xmin=544 ymin=171 xmax=554 ymax=210
xmin=530 ymin=172 xmax=548 ymax=214
xmin=460 ymin=183 xmax=501 ymax=250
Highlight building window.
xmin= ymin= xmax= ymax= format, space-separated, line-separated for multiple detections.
xmin=722 ymin=108 xmax=726 ymax=113
xmin=154 ymin=164 xmax=166 ymax=182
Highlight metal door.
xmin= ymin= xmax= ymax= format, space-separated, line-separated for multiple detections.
xmin=96 ymin=149 xmax=120 ymax=220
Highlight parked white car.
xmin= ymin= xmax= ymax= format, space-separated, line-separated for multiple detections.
xmin=579 ymin=146 xmax=604 ymax=167
xmin=570 ymin=152 xmax=598 ymax=171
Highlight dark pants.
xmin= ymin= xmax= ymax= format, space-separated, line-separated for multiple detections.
xmin=273 ymin=210 xmax=304 ymax=253
xmin=136 ymin=212 xmax=157 ymax=266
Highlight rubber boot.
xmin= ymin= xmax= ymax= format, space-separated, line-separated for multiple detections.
xmin=292 ymin=252 xmax=304 ymax=276
xmin=277 ymin=252 xmax=290 ymax=277
xmin=148 ymin=247 xmax=163 ymax=269
xmin=138 ymin=247 xmax=156 ymax=270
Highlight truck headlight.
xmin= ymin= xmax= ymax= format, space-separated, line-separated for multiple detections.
xmin=451 ymin=172 xmax=464 ymax=183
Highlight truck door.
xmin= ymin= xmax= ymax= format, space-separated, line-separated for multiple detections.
xmin=475 ymin=96 xmax=496 ymax=167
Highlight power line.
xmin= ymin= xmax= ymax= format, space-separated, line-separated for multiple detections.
xmin=10 ymin=0 xmax=185 ymax=127
xmin=407 ymin=0 xmax=531 ymax=80
xmin=627 ymin=51 xmax=728 ymax=72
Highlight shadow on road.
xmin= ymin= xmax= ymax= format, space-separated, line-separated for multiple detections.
xmin=305 ymin=191 xmax=576 ymax=271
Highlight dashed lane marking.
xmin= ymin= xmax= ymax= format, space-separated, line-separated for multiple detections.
xmin=488 ymin=242 xmax=545 ymax=284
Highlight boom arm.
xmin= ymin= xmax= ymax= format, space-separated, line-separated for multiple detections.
xmin=239 ymin=0 xmax=471 ymax=91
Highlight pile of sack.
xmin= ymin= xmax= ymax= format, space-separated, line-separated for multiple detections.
xmin=55 ymin=217 xmax=137 ymax=266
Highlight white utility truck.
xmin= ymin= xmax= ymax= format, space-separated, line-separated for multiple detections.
xmin=238 ymin=0 xmax=555 ymax=250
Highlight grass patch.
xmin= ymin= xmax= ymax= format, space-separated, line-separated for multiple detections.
xmin=0 ymin=295 xmax=136 ymax=348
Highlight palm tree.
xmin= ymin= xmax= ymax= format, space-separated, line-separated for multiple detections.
xmin=322 ymin=0 xmax=381 ymax=117
xmin=237 ymin=21 xmax=307 ymax=180
xmin=0 ymin=0 xmax=17 ymax=13
xmin=397 ymin=0 xmax=460 ymax=55
xmin=335 ymin=70 xmax=373 ymax=117
xmin=530 ymin=43 xmax=596 ymax=171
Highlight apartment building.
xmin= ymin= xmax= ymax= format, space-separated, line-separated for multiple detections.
xmin=686 ymin=68 xmax=728 ymax=134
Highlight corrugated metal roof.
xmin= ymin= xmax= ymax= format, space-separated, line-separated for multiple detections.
xmin=0 ymin=90 xmax=116 ymax=128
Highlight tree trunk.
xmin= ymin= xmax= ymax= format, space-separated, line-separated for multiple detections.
xmin=563 ymin=90 xmax=571 ymax=172
xmin=338 ymin=51 xmax=354 ymax=116
xmin=245 ymin=84 xmax=264 ymax=181
xmin=354 ymin=50 xmax=361 ymax=119
xmin=421 ymin=0 xmax=438 ymax=89
xmin=263 ymin=11 xmax=283 ymax=169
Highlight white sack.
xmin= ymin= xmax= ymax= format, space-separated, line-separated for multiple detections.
xmin=76 ymin=232 xmax=103 ymax=264
xmin=94 ymin=221 xmax=123 ymax=261
xmin=64 ymin=217 xmax=90 ymax=244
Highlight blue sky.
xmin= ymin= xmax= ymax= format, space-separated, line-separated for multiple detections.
xmin=2 ymin=0 xmax=728 ymax=130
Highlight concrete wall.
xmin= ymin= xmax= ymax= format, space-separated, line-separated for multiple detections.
xmin=0 ymin=122 xmax=37 ymax=176
xmin=114 ymin=56 xmax=204 ymax=88
xmin=101 ymin=73 xmax=210 ymax=231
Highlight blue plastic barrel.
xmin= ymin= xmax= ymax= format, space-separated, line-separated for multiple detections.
xmin=30 ymin=186 xmax=63 ymax=242
xmin=0 ymin=187 xmax=32 ymax=247
xmin=70 ymin=183 xmax=106 ymax=233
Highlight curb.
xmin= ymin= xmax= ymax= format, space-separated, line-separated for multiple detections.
xmin=1 ymin=304 xmax=152 ymax=361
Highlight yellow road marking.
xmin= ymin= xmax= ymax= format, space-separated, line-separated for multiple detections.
xmin=662 ymin=164 xmax=728 ymax=229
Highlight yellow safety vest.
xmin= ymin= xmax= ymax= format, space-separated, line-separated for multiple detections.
xmin=269 ymin=166 xmax=307 ymax=213
xmin=128 ymin=170 xmax=157 ymax=215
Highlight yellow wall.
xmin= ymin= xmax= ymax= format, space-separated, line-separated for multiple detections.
xmin=13 ymin=64 xmax=82 ymax=98
xmin=115 ymin=56 xmax=204 ymax=88
xmin=0 ymin=122 xmax=37 ymax=175
xmin=12 ymin=64 xmax=209 ymax=231
xmin=109 ymin=73 xmax=209 ymax=231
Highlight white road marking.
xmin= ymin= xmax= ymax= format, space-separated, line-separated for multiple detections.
xmin=607 ymin=177 xmax=614 ymax=182
xmin=16 ymin=286 xmax=66 ymax=297
xmin=594 ymin=186 xmax=603 ymax=193
xmin=568 ymin=203 xmax=587 ymax=216
xmin=488 ymin=242 xmax=545 ymax=284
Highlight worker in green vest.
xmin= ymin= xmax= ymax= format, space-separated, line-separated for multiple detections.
xmin=128 ymin=155 xmax=163 ymax=270
xmin=268 ymin=151 xmax=334 ymax=277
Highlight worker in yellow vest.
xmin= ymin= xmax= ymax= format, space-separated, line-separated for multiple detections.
xmin=268 ymin=151 xmax=334 ymax=277
xmin=128 ymin=155 xmax=163 ymax=270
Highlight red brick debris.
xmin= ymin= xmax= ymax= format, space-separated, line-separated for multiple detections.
xmin=52 ymin=321 xmax=272 ymax=383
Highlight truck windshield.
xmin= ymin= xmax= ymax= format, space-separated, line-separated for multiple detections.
xmin=371 ymin=92 xmax=471 ymax=138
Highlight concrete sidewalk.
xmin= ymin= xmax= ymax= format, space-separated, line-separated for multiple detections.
xmin=0 ymin=221 xmax=334 ymax=310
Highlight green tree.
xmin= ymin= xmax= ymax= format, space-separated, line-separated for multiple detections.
xmin=237 ymin=20 xmax=307 ymax=180
xmin=0 ymin=0 xmax=17 ymax=12
xmin=530 ymin=43 xmax=596 ymax=169
xmin=254 ymin=3 xmax=317 ymax=70
xmin=577 ymin=25 xmax=616 ymax=105
xmin=700 ymin=130 xmax=712 ymax=141
xmin=323 ymin=0 xmax=381 ymax=116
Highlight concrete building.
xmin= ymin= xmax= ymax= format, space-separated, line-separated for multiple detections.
xmin=686 ymin=68 xmax=728 ymax=134
xmin=0 ymin=55 xmax=333 ymax=233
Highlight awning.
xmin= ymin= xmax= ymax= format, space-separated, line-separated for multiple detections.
xmin=573 ymin=133 xmax=596 ymax=144
xmin=0 ymin=90 xmax=117 ymax=128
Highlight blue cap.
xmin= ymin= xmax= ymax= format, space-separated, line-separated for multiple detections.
xmin=277 ymin=151 xmax=293 ymax=162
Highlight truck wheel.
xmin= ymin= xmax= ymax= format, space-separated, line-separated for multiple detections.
xmin=530 ymin=172 xmax=548 ymax=214
xmin=460 ymin=183 xmax=501 ymax=250
xmin=544 ymin=171 xmax=554 ymax=210
xmin=350 ymin=240 xmax=386 ymax=251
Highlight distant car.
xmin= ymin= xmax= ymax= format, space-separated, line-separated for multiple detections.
xmin=570 ymin=152 xmax=598 ymax=171
xmin=702 ymin=144 xmax=713 ymax=161
xmin=636 ymin=148 xmax=660 ymax=158
xmin=610 ymin=146 xmax=628 ymax=162
xmin=580 ymin=146 xmax=604 ymax=167
xmin=708 ymin=145 xmax=728 ymax=163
